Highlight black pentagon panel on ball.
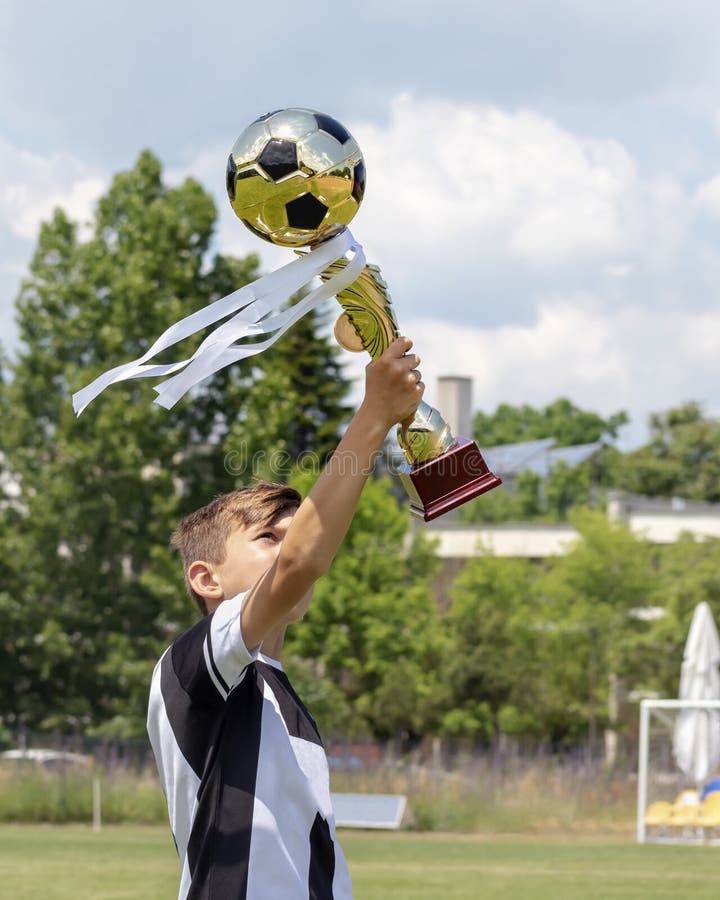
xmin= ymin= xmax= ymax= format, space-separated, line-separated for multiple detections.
xmin=352 ymin=160 xmax=366 ymax=204
xmin=286 ymin=193 xmax=328 ymax=229
xmin=226 ymin=154 xmax=237 ymax=201
xmin=314 ymin=113 xmax=351 ymax=145
xmin=258 ymin=139 xmax=299 ymax=181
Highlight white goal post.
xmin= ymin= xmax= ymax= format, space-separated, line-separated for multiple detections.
xmin=637 ymin=698 xmax=720 ymax=844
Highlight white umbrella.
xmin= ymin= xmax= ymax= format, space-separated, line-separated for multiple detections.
xmin=673 ymin=602 xmax=720 ymax=785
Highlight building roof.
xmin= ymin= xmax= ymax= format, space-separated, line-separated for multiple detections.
xmin=481 ymin=438 xmax=602 ymax=478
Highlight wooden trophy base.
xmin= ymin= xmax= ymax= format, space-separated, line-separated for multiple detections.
xmin=398 ymin=438 xmax=502 ymax=522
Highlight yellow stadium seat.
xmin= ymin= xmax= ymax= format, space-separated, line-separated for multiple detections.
xmin=645 ymin=791 xmax=720 ymax=841
xmin=644 ymin=801 xmax=673 ymax=828
xmin=668 ymin=789 xmax=701 ymax=831
xmin=697 ymin=793 xmax=720 ymax=830
xmin=673 ymin=789 xmax=700 ymax=808
xmin=669 ymin=806 xmax=699 ymax=828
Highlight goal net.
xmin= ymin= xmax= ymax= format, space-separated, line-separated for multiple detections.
xmin=637 ymin=699 xmax=720 ymax=844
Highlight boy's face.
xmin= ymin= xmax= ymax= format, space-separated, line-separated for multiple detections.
xmin=210 ymin=510 xmax=313 ymax=622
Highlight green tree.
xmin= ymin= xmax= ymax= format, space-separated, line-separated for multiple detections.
xmin=457 ymin=484 xmax=523 ymax=524
xmin=0 ymin=151 xmax=351 ymax=736
xmin=223 ymin=307 xmax=351 ymax=483
xmin=545 ymin=459 xmax=592 ymax=520
xmin=474 ymin=398 xmax=627 ymax=448
xmin=516 ymin=470 xmax=543 ymax=518
xmin=634 ymin=536 xmax=720 ymax=699
xmin=284 ymin=474 xmax=445 ymax=743
xmin=534 ymin=510 xmax=658 ymax=748
xmin=442 ymin=552 xmax=545 ymax=742
xmin=458 ymin=454 xmax=604 ymax=524
xmin=617 ymin=403 xmax=720 ymax=501
xmin=463 ymin=399 xmax=626 ymax=523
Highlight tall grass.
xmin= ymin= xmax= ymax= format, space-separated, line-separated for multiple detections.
xmin=0 ymin=758 xmax=636 ymax=833
xmin=331 ymin=758 xmax=637 ymax=835
xmin=0 ymin=768 xmax=167 ymax=824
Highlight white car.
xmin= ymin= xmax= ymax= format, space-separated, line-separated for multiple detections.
xmin=0 ymin=748 xmax=91 ymax=773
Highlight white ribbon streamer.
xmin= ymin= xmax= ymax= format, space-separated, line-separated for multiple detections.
xmin=72 ymin=228 xmax=364 ymax=415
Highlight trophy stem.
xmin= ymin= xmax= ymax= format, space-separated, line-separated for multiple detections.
xmin=397 ymin=400 xmax=456 ymax=466
xmin=320 ymin=252 xmax=502 ymax=519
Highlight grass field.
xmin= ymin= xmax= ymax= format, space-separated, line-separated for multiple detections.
xmin=1 ymin=825 xmax=720 ymax=899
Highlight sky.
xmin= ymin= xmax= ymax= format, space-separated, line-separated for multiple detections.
xmin=3 ymin=0 xmax=720 ymax=447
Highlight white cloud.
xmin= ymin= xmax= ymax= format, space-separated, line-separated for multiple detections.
xmin=297 ymin=93 xmax=704 ymax=344
xmin=400 ymin=300 xmax=720 ymax=448
xmin=349 ymin=95 xmax=685 ymax=268
xmin=694 ymin=174 xmax=720 ymax=217
xmin=333 ymin=293 xmax=720 ymax=449
xmin=165 ymin=96 xmax=719 ymax=450
xmin=176 ymin=96 xmax=683 ymax=282
xmin=171 ymin=95 xmax=698 ymax=335
xmin=0 ymin=138 xmax=106 ymax=240
xmin=3 ymin=93 xmax=719 ymax=451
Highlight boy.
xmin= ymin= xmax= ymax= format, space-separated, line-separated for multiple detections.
xmin=147 ymin=337 xmax=424 ymax=900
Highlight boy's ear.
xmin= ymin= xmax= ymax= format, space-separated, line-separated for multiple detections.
xmin=187 ymin=561 xmax=224 ymax=603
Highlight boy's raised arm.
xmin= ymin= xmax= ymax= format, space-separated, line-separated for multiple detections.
xmin=240 ymin=336 xmax=423 ymax=650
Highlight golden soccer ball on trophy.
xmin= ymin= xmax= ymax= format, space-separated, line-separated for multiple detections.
xmin=226 ymin=108 xmax=366 ymax=248
xmin=224 ymin=107 xmax=503 ymax=521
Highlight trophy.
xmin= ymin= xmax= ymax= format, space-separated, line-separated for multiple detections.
xmin=226 ymin=108 xmax=501 ymax=521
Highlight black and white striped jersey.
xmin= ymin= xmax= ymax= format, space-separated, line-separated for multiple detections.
xmin=147 ymin=591 xmax=352 ymax=899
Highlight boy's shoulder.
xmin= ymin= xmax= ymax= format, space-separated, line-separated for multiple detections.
xmin=251 ymin=658 xmax=324 ymax=746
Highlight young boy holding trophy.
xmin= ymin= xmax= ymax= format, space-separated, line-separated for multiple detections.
xmin=67 ymin=106 xmax=492 ymax=898
xmin=147 ymin=337 xmax=423 ymax=900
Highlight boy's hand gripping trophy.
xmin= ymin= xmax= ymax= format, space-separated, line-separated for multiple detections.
xmin=227 ymin=108 xmax=501 ymax=521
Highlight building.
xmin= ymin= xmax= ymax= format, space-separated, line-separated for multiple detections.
xmin=419 ymin=377 xmax=720 ymax=562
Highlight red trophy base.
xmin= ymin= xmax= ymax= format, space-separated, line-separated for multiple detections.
xmin=398 ymin=438 xmax=502 ymax=522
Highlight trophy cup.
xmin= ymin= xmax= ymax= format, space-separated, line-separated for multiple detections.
xmin=226 ymin=108 xmax=501 ymax=521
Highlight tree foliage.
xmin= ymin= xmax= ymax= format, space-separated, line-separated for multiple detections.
xmin=3 ymin=151 xmax=720 ymax=757
xmin=635 ymin=535 xmax=720 ymax=699
xmin=223 ymin=308 xmax=352 ymax=483
xmin=284 ymin=474 xmax=445 ymax=743
xmin=443 ymin=553 xmax=545 ymax=741
xmin=533 ymin=510 xmax=657 ymax=744
xmin=616 ymin=403 xmax=720 ymax=501
xmin=474 ymin=398 xmax=628 ymax=448
xmin=0 ymin=151 xmax=350 ymax=736
xmin=461 ymin=398 xmax=628 ymax=524
xmin=440 ymin=514 xmax=720 ymax=749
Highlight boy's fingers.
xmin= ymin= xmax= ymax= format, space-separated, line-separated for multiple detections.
xmin=400 ymin=354 xmax=421 ymax=370
xmin=387 ymin=336 xmax=413 ymax=358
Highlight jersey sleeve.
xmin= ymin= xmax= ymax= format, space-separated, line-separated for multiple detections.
xmin=207 ymin=590 xmax=258 ymax=693
xmin=171 ymin=591 xmax=257 ymax=703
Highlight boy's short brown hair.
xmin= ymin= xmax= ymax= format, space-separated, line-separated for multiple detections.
xmin=171 ymin=481 xmax=301 ymax=614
